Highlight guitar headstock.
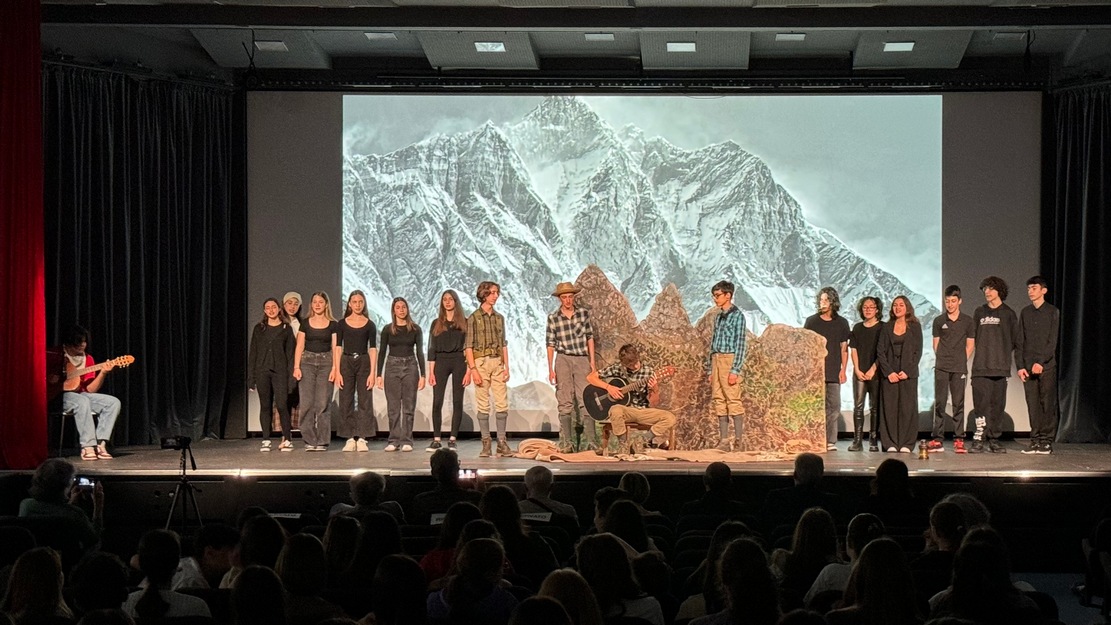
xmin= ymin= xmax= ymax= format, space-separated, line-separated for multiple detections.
xmin=111 ymin=355 xmax=136 ymax=368
xmin=652 ymin=365 xmax=677 ymax=381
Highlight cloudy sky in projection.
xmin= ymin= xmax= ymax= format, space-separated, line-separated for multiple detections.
xmin=343 ymin=94 xmax=942 ymax=299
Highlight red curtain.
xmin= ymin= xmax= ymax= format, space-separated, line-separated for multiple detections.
xmin=0 ymin=0 xmax=47 ymax=469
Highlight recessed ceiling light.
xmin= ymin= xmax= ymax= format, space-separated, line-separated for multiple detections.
xmin=993 ymin=32 xmax=1028 ymax=42
xmin=254 ymin=41 xmax=288 ymax=52
xmin=474 ymin=41 xmax=506 ymax=53
xmin=364 ymin=32 xmax=397 ymax=41
xmin=666 ymin=42 xmax=697 ymax=53
xmin=584 ymin=33 xmax=616 ymax=42
xmin=883 ymin=41 xmax=915 ymax=53
xmin=775 ymin=33 xmax=806 ymax=42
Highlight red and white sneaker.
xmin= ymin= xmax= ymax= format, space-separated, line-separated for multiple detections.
xmin=953 ymin=438 xmax=967 ymax=454
xmin=927 ymin=439 xmax=944 ymax=453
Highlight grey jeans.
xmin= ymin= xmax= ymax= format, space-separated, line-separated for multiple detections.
xmin=384 ymin=355 xmax=419 ymax=446
xmin=298 ymin=350 xmax=333 ymax=446
xmin=825 ymin=382 xmax=842 ymax=445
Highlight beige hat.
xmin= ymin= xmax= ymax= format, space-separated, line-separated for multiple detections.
xmin=283 ymin=291 xmax=302 ymax=305
xmin=551 ymin=282 xmax=582 ymax=297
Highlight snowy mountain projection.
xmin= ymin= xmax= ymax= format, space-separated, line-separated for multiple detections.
xmin=343 ymin=95 xmax=942 ymax=411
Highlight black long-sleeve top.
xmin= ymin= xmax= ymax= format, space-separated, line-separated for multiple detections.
xmin=971 ymin=303 xmax=1018 ymax=378
xmin=377 ymin=323 xmax=426 ymax=376
xmin=248 ymin=322 xmax=294 ymax=387
xmin=876 ymin=320 xmax=923 ymax=379
xmin=427 ymin=321 xmax=467 ymax=362
xmin=1016 ymin=302 xmax=1059 ymax=370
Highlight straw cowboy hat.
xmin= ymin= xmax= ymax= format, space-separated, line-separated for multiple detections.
xmin=551 ymin=282 xmax=582 ymax=297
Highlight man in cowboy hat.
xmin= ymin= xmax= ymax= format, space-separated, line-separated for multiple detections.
xmin=546 ymin=281 xmax=597 ymax=452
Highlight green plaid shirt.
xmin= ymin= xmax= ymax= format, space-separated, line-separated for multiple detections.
xmin=467 ymin=308 xmax=506 ymax=359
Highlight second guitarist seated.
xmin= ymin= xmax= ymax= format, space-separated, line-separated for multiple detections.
xmin=585 ymin=344 xmax=677 ymax=453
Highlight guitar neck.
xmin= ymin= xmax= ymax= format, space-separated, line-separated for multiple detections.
xmin=68 ymin=361 xmax=111 ymax=379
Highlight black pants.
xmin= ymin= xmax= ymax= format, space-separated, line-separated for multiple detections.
xmin=932 ymin=370 xmax=967 ymax=438
xmin=881 ymin=377 xmax=918 ymax=451
xmin=852 ymin=376 xmax=880 ymax=436
xmin=971 ymin=376 xmax=1008 ymax=441
xmin=257 ymin=369 xmax=290 ymax=440
xmin=1024 ymin=367 xmax=1058 ymax=444
xmin=431 ymin=354 xmax=467 ymax=438
xmin=338 ymin=353 xmax=374 ymax=438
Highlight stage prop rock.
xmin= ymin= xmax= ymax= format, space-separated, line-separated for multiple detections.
xmin=575 ymin=265 xmax=825 ymax=453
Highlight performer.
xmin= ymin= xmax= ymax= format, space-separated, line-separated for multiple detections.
xmin=849 ymin=296 xmax=884 ymax=452
xmin=706 ymin=280 xmax=747 ymax=452
xmin=58 ymin=325 xmax=121 ymax=461
xmin=293 ymin=292 xmax=339 ymax=451
xmin=876 ymin=296 xmax=923 ymax=453
xmin=585 ymin=344 xmax=677 ymax=453
xmin=247 ymin=298 xmax=294 ymax=452
xmin=465 ymin=281 xmax=512 ymax=458
xmin=281 ymin=291 xmax=303 ymax=432
xmin=1017 ymin=276 xmax=1060 ymax=455
xmin=376 ymin=297 xmax=426 ymax=452
xmin=546 ymin=282 xmax=597 ymax=453
xmin=336 ymin=290 xmax=377 ymax=453
xmin=969 ymin=276 xmax=1018 ymax=454
xmin=427 ymin=289 xmax=470 ymax=452
xmin=930 ymin=285 xmax=975 ymax=453
xmin=804 ymin=287 xmax=851 ymax=452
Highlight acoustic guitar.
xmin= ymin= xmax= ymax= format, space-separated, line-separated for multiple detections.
xmin=582 ymin=365 xmax=676 ymax=422
xmin=48 ymin=355 xmax=135 ymax=400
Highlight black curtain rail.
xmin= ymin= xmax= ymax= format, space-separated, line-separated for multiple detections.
xmin=42 ymin=58 xmax=236 ymax=90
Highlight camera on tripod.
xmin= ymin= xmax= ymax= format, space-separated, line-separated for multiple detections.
xmin=160 ymin=436 xmax=192 ymax=450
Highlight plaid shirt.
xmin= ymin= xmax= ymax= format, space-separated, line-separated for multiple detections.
xmin=545 ymin=307 xmax=593 ymax=357
xmin=707 ymin=305 xmax=747 ymax=375
xmin=467 ymin=308 xmax=506 ymax=359
xmin=597 ymin=362 xmax=655 ymax=408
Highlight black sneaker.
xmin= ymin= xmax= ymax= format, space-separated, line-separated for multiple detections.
xmin=968 ymin=440 xmax=985 ymax=453
xmin=1021 ymin=441 xmax=1039 ymax=455
xmin=988 ymin=440 xmax=1007 ymax=453
xmin=426 ymin=440 xmax=442 ymax=452
xmin=1037 ymin=442 xmax=1053 ymax=455
xmin=447 ymin=439 xmax=457 ymax=450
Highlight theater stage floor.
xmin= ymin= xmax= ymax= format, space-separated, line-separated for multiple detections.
xmin=63 ymin=437 xmax=1111 ymax=479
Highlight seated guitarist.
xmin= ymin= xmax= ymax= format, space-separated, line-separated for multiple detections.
xmin=585 ymin=344 xmax=677 ymax=452
xmin=58 ymin=325 xmax=121 ymax=461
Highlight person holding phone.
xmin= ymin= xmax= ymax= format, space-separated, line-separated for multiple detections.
xmin=18 ymin=458 xmax=103 ymax=551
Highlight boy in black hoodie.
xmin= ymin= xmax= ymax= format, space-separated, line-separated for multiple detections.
xmin=969 ymin=276 xmax=1018 ymax=454
xmin=1017 ymin=276 xmax=1060 ymax=455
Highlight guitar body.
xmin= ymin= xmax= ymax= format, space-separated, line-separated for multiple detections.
xmin=50 ymin=355 xmax=136 ymax=399
xmin=582 ymin=377 xmax=632 ymax=422
xmin=62 ymin=359 xmax=87 ymax=392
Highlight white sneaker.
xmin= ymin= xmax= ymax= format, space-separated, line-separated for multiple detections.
xmin=899 ymin=447 xmax=912 ymax=453
xmin=384 ymin=444 xmax=398 ymax=452
xmin=356 ymin=439 xmax=369 ymax=452
xmin=887 ymin=446 xmax=898 ymax=452
xmin=400 ymin=444 xmax=413 ymax=452
xmin=260 ymin=440 xmax=271 ymax=452
xmin=279 ymin=440 xmax=293 ymax=452
xmin=342 ymin=438 xmax=357 ymax=452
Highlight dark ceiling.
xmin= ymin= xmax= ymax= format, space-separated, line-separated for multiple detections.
xmin=41 ymin=1 xmax=1111 ymax=91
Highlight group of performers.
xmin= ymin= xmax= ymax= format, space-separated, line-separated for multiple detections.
xmin=57 ymin=273 xmax=1059 ymax=460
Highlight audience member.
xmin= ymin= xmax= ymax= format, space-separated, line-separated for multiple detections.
xmin=366 ymin=554 xmax=428 ymax=625
xmin=825 ymin=538 xmax=921 ymax=625
xmin=675 ymin=521 xmax=755 ymax=621
xmin=337 ymin=511 xmax=403 ymax=607
xmin=618 ymin=473 xmax=654 ymax=514
xmin=174 ymin=523 xmax=239 ymax=590
xmin=275 ymin=534 xmax=344 ymax=625
xmin=760 ymin=454 xmax=843 ymax=533
xmin=538 ymin=569 xmax=604 ymax=625
xmin=777 ymin=610 xmax=828 ymax=625
xmin=68 ymin=552 xmax=129 ymax=617
xmin=519 ymin=466 xmax=578 ymax=520
xmin=18 ymin=459 xmax=102 ymax=552
xmin=122 ymin=530 xmax=211 ymax=621
xmin=909 ymin=501 xmax=966 ymax=606
xmin=590 ymin=487 xmax=631 ymax=533
xmin=231 ymin=565 xmax=286 ymax=625
xmin=427 ymin=538 xmax=518 ymax=625
xmin=691 ymin=538 xmax=779 ymax=625
xmin=330 ymin=471 xmax=406 ymax=524
xmin=74 ymin=611 xmax=131 ymax=625
xmin=632 ymin=550 xmax=678 ymax=625
xmin=322 ymin=515 xmax=361 ymax=588
xmin=602 ymin=500 xmax=657 ymax=554
xmin=679 ymin=462 xmax=748 ymax=519
xmin=855 ymin=459 xmax=928 ymax=529
xmin=508 ymin=597 xmax=571 ymax=625
xmin=575 ymin=533 xmax=664 ymax=625
xmin=480 ymin=485 xmax=558 ymax=590
xmin=419 ymin=502 xmax=482 ymax=584
xmin=1 ymin=547 xmax=73 ymax=625
xmin=939 ymin=493 xmax=991 ymax=528
xmin=804 ymin=514 xmax=886 ymax=607
xmin=771 ymin=508 xmax=841 ymax=608
xmin=220 ymin=513 xmax=287 ymax=589
xmin=928 ymin=528 xmax=1042 ymax=625
xmin=235 ymin=507 xmax=270 ymax=530
xmin=411 ymin=449 xmax=481 ymax=525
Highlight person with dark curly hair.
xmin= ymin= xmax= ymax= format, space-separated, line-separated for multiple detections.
xmin=804 ymin=287 xmax=851 ymax=452
xmin=969 ymin=276 xmax=1018 ymax=454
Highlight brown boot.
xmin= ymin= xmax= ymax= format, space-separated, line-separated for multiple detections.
xmin=479 ymin=437 xmax=492 ymax=458
xmin=496 ymin=438 xmax=513 ymax=457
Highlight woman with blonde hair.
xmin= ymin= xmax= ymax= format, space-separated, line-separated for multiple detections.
xmin=538 ymin=569 xmax=604 ymax=625
xmin=293 ymin=291 xmax=340 ymax=451
xmin=1 ymin=547 xmax=72 ymax=625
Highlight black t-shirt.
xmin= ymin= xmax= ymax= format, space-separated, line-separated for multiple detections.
xmin=300 ymin=320 xmax=338 ymax=353
xmin=805 ymin=314 xmax=851 ymax=383
xmin=338 ymin=317 xmax=377 ymax=354
xmin=849 ymin=321 xmax=883 ymax=372
xmin=932 ymin=312 xmax=975 ymax=373
xmin=971 ymin=303 xmax=1017 ymax=378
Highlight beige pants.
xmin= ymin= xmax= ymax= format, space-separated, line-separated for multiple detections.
xmin=711 ymin=353 xmax=745 ymax=417
xmin=474 ymin=356 xmax=508 ymax=415
xmin=607 ymin=405 xmax=677 ymax=438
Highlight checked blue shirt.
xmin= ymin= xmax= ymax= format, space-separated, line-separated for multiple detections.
xmin=707 ymin=305 xmax=747 ymax=375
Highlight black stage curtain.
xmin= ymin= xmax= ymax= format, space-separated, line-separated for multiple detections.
xmin=1047 ymin=85 xmax=1111 ymax=443
xmin=43 ymin=64 xmax=243 ymax=445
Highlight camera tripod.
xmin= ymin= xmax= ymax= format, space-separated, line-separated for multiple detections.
xmin=165 ymin=444 xmax=204 ymax=534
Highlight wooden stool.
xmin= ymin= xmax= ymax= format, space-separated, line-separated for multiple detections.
xmin=600 ymin=421 xmax=676 ymax=455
